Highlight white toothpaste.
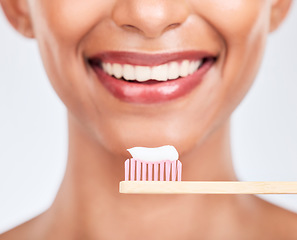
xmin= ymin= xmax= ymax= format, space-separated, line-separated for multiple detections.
xmin=127 ymin=145 xmax=179 ymax=163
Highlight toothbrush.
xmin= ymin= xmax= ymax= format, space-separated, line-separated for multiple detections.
xmin=119 ymin=145 xmax=297 ymax=194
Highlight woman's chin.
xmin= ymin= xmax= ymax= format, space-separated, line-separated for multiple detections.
xmin=98 ymin=127 xmax=200 ymax=161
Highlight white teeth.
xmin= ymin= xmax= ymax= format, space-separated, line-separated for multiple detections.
xmin=151 ymin=64 xmax=168 ymax=81
xmin=180 ymin=60 xmax=190 ymax=77
xmin=107 ymin=63 xmax=113 ymax=75
xmin=123 ymin=64 xmax=135 ymax=80
xmin=168 ymin=62 xmax=179 ymax=80
xmin=189 ymin=61 xmax=197 ymax=74
xmin=195 ymin=60 xmax=202 ymax=71
xmin=112 ymin=63 xmax=123 ymax=79
xmin=102 ymin=62 xmax=113 ymax=75
xmin=135 ymin=66 xmax=151 ymax=82
xmin=103 ymin=59 xmax=204 ymax=82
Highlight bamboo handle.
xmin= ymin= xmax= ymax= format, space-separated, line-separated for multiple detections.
xmin=119 ymin=181 xmax=297 ymax=194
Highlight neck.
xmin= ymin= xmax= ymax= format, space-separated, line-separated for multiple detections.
xmin=46 ymin=113 xmax=243 ymax=239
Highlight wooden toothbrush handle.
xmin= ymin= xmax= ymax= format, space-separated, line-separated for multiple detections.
xmin=119 ymin=181 xmax=297 ymax=194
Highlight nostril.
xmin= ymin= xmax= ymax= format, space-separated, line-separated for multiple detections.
xmin=123 ymin=22 xmax=181 ymax=38
xmin=122 ymin=24 xmax=142 ymax=34
xmin=165 ymin=23 xmax=181 ymax=31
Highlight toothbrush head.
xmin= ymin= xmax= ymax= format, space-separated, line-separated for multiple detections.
xmin=124 ymin=158 xmax=182 ymax=181
xmin=124 ymin=145 xmax=182 ymax=181
xmin=125 ymin=158 xmax=182 ymax=181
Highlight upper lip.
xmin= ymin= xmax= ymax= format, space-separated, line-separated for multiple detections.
xmin=88 ymin=51 xmax=218 ymax=67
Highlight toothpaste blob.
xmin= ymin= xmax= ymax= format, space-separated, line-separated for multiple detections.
xmin=127 ymin=145 xmax=179 ymax=163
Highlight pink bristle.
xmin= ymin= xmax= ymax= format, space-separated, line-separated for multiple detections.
xmin=142 ymin=162 xmax=147 ymax=181
xmin=171 ymin=161 xmax=176 ymax=181
xmin=160 ymin=162 xmax=164 ymax=181
xmin=136 ymin=160 xmax=141 ymax=181
xmin=130 ymin=158 xmax=135 ymax=181
xmin=165 ymin=161 xmax=171 ymax=181
xmin=148 ymin=163 xmax=153 ymax=181
xmin=154 ymin=163 xmax=158 ymax=181
xmin=177 ymin=160 xmax=182 ymax=181
xmin=125 ymin=159 xmax=129 ymax=181
xmin=125 ymin=158 xmax=182 ymax=182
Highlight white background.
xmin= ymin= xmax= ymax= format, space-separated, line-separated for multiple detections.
xmin=1 ymin=3 xmax=297 ymax=233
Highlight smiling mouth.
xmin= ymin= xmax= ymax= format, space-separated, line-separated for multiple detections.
xmin=88 ymin=52 xmax=216 ymax=85
xmin=87 ymin=51 xmax=217 ymax=104
xmin=89 ymin=57 xmax=213 ymax=84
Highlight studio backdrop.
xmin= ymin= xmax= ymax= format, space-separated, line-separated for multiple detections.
xmin=0 ymin=4 xmax=297 ymax=233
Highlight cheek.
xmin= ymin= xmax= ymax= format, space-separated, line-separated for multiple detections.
xmin=30 ymin=0 xmax=112 ymax=43
xmin=171 ymin=0 xmax=272 ymax=150
xmin=194 ymin=0 xmax=270 ymax=37
xmin=192 ymin=0 xmax=271 ymax=112
xmin=27 ymin=0 xmax=113 ymax=116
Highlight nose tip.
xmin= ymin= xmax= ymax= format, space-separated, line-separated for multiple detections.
xmin=112 ymin=0 xmax=190 ymax=39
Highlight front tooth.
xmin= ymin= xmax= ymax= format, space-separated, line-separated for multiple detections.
xmin=168 ymin=62 xmax=179 ymax=80
xmin=123 ymin=64 xmax=135 ymax=80
xmin=180 ymin=60 xmax=190 ymax=77
xmin=151 ymin=64 xmax=168 ymax=81
xmin=112 ymin=63 xmax=123 ymax=79
xmin=135 ymin=66 xmax=151 ymax=82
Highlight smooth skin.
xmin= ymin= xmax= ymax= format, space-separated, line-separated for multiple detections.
xmin=1 ymin=0 xmax=297 ymax=239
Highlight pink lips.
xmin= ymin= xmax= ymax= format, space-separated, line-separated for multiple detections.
xmin=89 ymin=51 xmax=216 ymax=104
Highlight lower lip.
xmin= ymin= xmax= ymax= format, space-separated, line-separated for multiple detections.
xmin=91 ymin=60 xmax=214 ymax=104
